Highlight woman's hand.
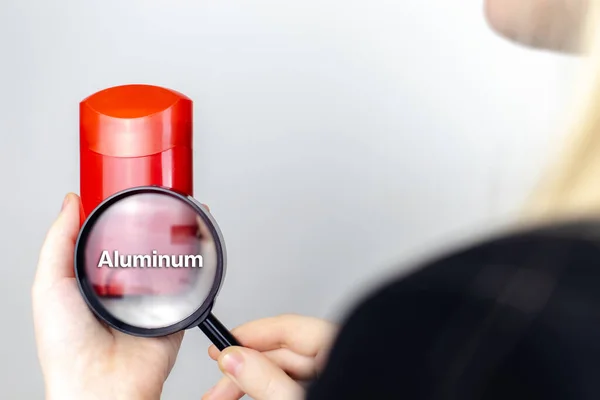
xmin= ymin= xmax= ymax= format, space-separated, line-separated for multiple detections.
xmin=32 ymin=193 xmax=183 ymax=400
xmin=485 ymin=0 xmax=588 ymax=52
xmin=203 ymin=314 xmax=337 ymax=400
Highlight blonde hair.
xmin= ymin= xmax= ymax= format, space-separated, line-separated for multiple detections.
xmin=523 ymin=2 xmax=600 ymax=222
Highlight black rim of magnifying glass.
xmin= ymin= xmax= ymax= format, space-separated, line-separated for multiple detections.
xmin=74 ymin=186 xmax=239 ymax=349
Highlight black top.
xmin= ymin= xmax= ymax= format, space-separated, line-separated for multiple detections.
xmin=306 ymin=220 xmax=600 ymax=399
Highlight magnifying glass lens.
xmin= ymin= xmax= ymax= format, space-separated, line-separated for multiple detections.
xmin=80 ymin=192 xmax=218 ymax=329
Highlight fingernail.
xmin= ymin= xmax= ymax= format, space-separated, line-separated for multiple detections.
xmin=219 ymin=349 xmax=243 ymax=377
xmin=60 ymin=194 xmax=70 ymax=213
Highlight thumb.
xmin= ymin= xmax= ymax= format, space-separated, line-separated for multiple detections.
xmin=33 ymin=193 xmax=82 ymax=293
xmin=217 ymin=347 xmax=304 ymax=400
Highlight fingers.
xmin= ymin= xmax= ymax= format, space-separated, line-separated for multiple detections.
xmin=209 ymin=314 xmax=336 ymax=358
xmin=209 ymin=347 xmax=316 ymax=381
xmin=204 ymin=347 xmax=304 ymax=400
xmin=33 ymin=193 xmax=82 ymax=294
xmin=259 ymin=349 xmax=316 ymax=380
xmin=484 ymin=0 xmax=588 ymax=52
xmin=206 ymin=315 xmax=336 ymax=388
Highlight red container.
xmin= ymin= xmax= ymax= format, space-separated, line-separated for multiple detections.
xmin=80 ymin=84 xmax=193 ymax=218
xmin=80 ymin=84 xmax=196 ymax=297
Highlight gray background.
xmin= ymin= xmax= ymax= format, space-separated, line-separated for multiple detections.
xmin=0 ymin=0 xmax=578 ymax=398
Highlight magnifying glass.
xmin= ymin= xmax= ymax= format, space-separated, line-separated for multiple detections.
xmin=75 ymin=84 xmax=240 ymax=350
xmin=75 ymin=185 xmax=238 ymax=349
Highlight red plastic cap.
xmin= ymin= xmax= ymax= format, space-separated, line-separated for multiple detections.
xmin=80 ymin=84 xmax=193 ymax=157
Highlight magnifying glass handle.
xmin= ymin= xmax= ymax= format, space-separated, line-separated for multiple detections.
xmin=199 ymin=313 xmax=240 ymax=350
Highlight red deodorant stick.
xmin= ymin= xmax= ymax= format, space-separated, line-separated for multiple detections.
xmin=80 ymin=84 xmax=196 ymax=297
xmin=80 ymin=84 xmax=193 ymax=218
